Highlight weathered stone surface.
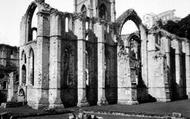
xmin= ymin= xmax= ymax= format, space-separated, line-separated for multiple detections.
xmin=16 ymin=0 xmax=190 ymax=110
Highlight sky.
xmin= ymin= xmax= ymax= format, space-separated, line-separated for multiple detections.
xmin=0 ymin=0 xmax=190 ymax=46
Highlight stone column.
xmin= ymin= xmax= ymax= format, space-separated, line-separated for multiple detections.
xmin=48 ymin=12 xmax=64 ymax=108
xmin=33 ymin=11 xmax=50 ymax=109
xmin=95 ymin=23 xmax=108 ymax=105
xmin=20 ymin=16 xmax=27 ymax=46
xmin=175 ymin=40 xmax=182 ymax=99
xmin=76 ymin=19 xmax=89 ymax=107
xmin=186 ymin=41 xmax=190 ymax=98
xmin=162 ymin=37 xmax=171 ymax=101
xmin=110 ymin=0 xmax=116 ymax=22
xmin=163 ymin=37 xmax=171 ymax=70
xmin=139 ymin=25 xmax=148 ymax=87
xmin=7 ymin=72 xmax=17 ymax=102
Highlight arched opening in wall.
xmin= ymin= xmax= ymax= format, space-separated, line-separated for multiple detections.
xmin=61 ymin=46 xmax=78 ymax=107
xmin=85 ymin=21 xmax=89 ymax=31
xmin=85 ymin=43 xmax=98 ymax=106
xmin=84 ymin=49 xmax=89 ymax=86
xmin=65 ymin=17 xmax=69 ymax=32
xmin=121 ymin=20 xmax=138 ymax=35
xmin=22 ymin=65 xmax=26 ymax=85
xmin=117 ymin=10 xmax=150 ymax=103
xmin=21 ymin=51 xmax=27 ymax=64
xmin=105 ymin=48 xmax=118 ymax=104
xmin=29 ymin=48 xmax=34 ymax=85
xmin=85 ymin=33 xmax=89 ymax=41
xmin=27 ymin=2 xmax=38 ymax=42
xmin=99 ymin=4 xmax=107 ymax=19
xmin=32 ymin=27 xmax=37 ymax=40
xmin=81 ymin=5 xmax=87 ymax=16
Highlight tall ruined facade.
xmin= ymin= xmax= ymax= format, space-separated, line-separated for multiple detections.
xmin=17 ymin=0 xmax=190 ymax=109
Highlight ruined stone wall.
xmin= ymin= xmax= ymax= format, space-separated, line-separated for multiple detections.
xmin=61 ymin=39 xmax=78 ymax=107
xmin=0 ymin=44 xmax=19 ymax=104
xmin=17 ymin=0 xmax=190 ymax=110
xmin=117 ymin=36 xmax=136 ymax=104
xmin=86 ymin=40 xmax=98 ymax=105
xmin=105 ymin=44 xmax=117 ymax=104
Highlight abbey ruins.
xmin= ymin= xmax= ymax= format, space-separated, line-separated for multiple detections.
xmin=7 ymin=0 xmax=190 ymax=109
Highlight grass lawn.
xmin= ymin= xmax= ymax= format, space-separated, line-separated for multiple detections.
xmin=81 ymin=100 xmax=190 ymax=118
xmin=0 ymin=99 xmax=190 ymax=118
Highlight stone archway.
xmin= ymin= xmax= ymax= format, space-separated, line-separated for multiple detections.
xmin=25 ymin=2 xmax=38 ymax=42
xmin=29 ymin=48 xmax=34 ymax=85
xmin=116 ymin=9 xmax=148 ymax=104
xmin=21 ymin=65 xmax=26 ymax=85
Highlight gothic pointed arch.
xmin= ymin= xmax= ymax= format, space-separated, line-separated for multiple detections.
xmin=22 ymin=65 xmax=26 ymax=85
xmin=81 ymin=4 xmax=87 ymax=16
xmin=99 ymin=3 xmax=107 ymax=19
xmin=21 ymin=50 xmax=26 ymax=63
xmin=127 ymin=32 xmax=141 ymax=42
xmin=116 ymin=9 xmax=146 ymax=36
xmin=29 ymin=48 xmax=34 ymax=85
xmin=25 ymin=2 xmax=38 ymax=42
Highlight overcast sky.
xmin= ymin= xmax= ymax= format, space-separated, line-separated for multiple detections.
xmin=0 ymin=0 xmax=190 ymax=46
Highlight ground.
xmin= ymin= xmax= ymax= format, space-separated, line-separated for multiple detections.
xmin=0 ymin=100 xmax=190 ymax=118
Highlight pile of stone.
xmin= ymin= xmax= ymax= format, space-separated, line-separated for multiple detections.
xmin=68 ymin=113 xmax=103 ymax=119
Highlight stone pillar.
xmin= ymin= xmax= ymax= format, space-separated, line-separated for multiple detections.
xmin=76 ymin=19 xmax=89 ymax=107
xmin=163 ymin=37 xmax=171 ymax=69
xmin=162 ymin=37 xmax=171 ymax=101
xmin=48 ymin=12 xmax=64 ymax=108
xmin=139 ymin=25 xmax=148 ymax=87
xmin=7 ymin=72 xmax=17 ymax=102
xmin=175 ymin=40 xmax=183 ymax=99
xmin=95 ymin=23 xmax=108 ymax=105
xmin=147 ymin=33 xmax=156 ymax=98
xmin=32 ymin=11 xmax=50 ymax=109
xmin=110 ymin=0 xmax=116 ymax=22
xmin=20 ymin=16 xmax=26 ymax=46
xmin=186 ymin=41 xmax=190 ymax=98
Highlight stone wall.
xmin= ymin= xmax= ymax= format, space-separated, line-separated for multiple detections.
xmin=17 ymin=0 xmax=190 ymax=110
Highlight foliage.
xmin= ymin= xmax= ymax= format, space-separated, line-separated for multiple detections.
xmin=162 ymin=14 xmax=190 ymax=39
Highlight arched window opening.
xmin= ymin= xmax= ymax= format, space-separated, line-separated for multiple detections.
xmin=21 ymin=51 xmax=27 ymax=64
xmin=81 ymin=5 xmax=87 ymax=16
xmin=32 ymin=27 xmax=37 ymax=40
xmin=121 ymin=20 xmax=138 ymax=35
xmin=27 ymin=2 xmax=37 ymax=42
xmin=29 ymin=49 xmax=34 ymax=85
xmin=84 ymin=50 xmax=89 ymax=86
xmin=129 ymin=36 xmax=141 ymax=60
xmin=63 ymin=47 xmax=76 ymax=86
xmin=65 ymin=17 xmax=69 ymax=32
xmin=19 ymin=88 xmax=25 ymax=96
xmin=22 ymin=65 xmax=26 ymax=85
xmin=99 ymin=4 xmax=107 ymax=19
xmin=85 ymin=34 xmax=89 ymax=41
xmin=85 ymin=21 xmax=89 ymax=31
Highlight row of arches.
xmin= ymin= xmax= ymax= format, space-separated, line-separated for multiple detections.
xmin=23 ymin=1 xmax=108 ymax=44
xmin=81 ymin=3 xmax=107 ymax=19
